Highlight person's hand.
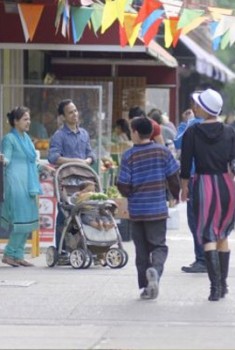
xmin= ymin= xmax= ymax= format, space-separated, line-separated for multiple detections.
xmin=44 ymin=165 xmax=56 ymax=175
xmin=84 ymin=158 xmax=92 ymax=165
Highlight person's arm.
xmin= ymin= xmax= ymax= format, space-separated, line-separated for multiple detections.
xmin=167 ymin=171 xmax=181 ymax=201
xmin=47 ymin=130 xmax=89 ymax=166
xmin=180 ymin=127 xmax=195 ymax=202
xmin=173 ymin=122 xmax=187 ymax=150
xmin=2 ymin=134 xmax=13 ymax=166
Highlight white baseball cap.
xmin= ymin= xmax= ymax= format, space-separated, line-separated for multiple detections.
xmin=192 ymin=88 xmax=223 ymax=116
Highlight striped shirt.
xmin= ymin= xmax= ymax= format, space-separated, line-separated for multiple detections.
xmin=117 ymin=142 xmax=179 ymax=221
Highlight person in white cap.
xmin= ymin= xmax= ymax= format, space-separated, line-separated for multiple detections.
xmin=180 ymin=88 xmax=235 ymax=301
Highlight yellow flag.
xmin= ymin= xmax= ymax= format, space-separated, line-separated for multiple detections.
xmin=181 ymin=16 xmax=208 ymax=36
xmin=164 ymin=19 xmax=173 ymax=48
xmin=101 ymin=0 xmax=127 ymax=34
xmin=208 ymin=7 xmax=233 ymax=21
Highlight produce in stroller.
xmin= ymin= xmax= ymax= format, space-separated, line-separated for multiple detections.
xmin=46 ymin=162 xmax=128 ymax=269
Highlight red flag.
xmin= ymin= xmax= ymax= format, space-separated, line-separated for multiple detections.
xmin=135 ymin=0 xmax=162 ymax=25
xmin=143 ymin=18 xmax=162 ymax=45
xmin=119 ymin=24 xmax=128 ymax=47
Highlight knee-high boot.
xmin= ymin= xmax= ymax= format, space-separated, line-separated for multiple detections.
xmin=204 ymin=250 xmax=221 ymax=301
xmin=219 ymin=251 xmax=230 ymax=298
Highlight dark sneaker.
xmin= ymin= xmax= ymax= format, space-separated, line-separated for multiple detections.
xmin=181 ymin=261 xmax=207 ymax=273
xmin=145 ymin=267 xmax=159 ymax=299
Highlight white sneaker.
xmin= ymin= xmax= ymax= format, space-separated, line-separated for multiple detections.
xmin=145 ymin=267 xmax=159 ymax=299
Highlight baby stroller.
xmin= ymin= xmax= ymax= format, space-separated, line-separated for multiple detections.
xmin=45 ymin=162 xmax=128 ymax=269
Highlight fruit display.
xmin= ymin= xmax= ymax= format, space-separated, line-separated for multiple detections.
xmin=35 ymin=139 xmax=50 ymax=151
xmin=106 ymin=186 xmax=122 ymax=199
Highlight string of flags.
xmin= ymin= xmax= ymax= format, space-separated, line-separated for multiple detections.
xmin=15 ymin=0 xmax=235 ymax=50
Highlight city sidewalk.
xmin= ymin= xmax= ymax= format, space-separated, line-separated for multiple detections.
xmin=0 ymin=202 xmax=235 ymax=350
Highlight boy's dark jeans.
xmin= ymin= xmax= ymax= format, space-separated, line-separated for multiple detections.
xmin=131 ymin=219 xmax=168 ymax=289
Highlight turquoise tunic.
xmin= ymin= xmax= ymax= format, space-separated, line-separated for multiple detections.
xmin=1 ymin=133 xmax=40 ymax=234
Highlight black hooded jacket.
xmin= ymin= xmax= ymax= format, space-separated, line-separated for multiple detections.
xmin=180 ymin=122 xmax=235 ymax=179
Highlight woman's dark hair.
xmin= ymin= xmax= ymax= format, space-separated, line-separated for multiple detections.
xmin=7 ymin=106 xmax=30 ymax=127
xmin=131 ymin=117 xmax=152 ymax=139
xmin=115 ymin=118 xmax=131 ymax=140
xmin=57 ymin=99 xmax=73 ymax=115
xmin=128 ymin=106 xmax=146 ymax=120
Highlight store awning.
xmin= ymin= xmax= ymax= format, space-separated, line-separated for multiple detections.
xmin=180 ymin=35 xmax=235 ymax=82
xmin=145 ymin=39 xmax=178 ymax=68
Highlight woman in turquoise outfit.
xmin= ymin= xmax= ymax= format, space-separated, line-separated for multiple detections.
xmin=1 ymin=106 xmax=53 ymax=267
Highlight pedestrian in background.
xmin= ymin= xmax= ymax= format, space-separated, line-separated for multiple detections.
xmin=148 ymin=108 xmax=176 ymax=144
xmin=48 ymin=99 xmax=96 ymax=253
xmin=174 ymin=101 xmax=207 ymax=273
xmin=128 ymin=106 xmax=165 ymax=145
xmin=1 ymin=106 xmax=53 ymax=267
xmin=180 ymin=89 xmax=235 ymax=301
xmin=117 ymin=117 xmax=180 ymax=300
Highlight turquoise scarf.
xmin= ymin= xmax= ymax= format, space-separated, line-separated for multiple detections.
xmin=12 ymin=128 xmax=42 ymax=196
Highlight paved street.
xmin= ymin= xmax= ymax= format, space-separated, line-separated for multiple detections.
xmin=1 ymin=202 xmax=235 ymax=350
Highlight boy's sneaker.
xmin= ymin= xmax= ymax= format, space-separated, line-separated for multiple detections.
xmin=140 ymin=288 xmax=150 ymax=300
xmin=145 ymin=267 xmax=159 ymax=299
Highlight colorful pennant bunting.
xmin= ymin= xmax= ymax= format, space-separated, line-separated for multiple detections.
xmin=18 ymin=4 xmax=44 ymax=42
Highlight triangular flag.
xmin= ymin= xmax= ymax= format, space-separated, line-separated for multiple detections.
xmin=208 ymin=6 xmax=233 ymax=21
xmin=61 ymin=0 xmax=70 ymax=38
xmin=177 ymin=9 xmax=205 ymax=29
xmin=122 ymin=13 xmax=139 ymax=46
xmin=71 ymin=6 xmax=93 ymax=43
xmin=220 ymin=30 xmax=230 ymax=50
xmin=143 ymin=18 xmax=162 ymax=45
xmin=172 ymin=28 xmax=182 ymax=47
xmin=141 ymin=9 xmax=164 ymax=37
xmin=101 ymin=0 xmax=127 ymax=34
xmin=18 ymin=4 xmax=44 ymax=42
xmin=135 ymin=0 xmax=162 ymax=25
xmin=91 ymin=3 xmax=104 ymax=34
xmin=161 ymin=0 xmax=183 ymax=18
xmin=164 ymin=18 xmax=172 ymax=48
xmin=209 ymin=21 xmax=221 ymax=51
xmin=101 ymin=1 xmax=117 ymax=34
xmin=116 ymin=0 xmax=128 ymax=26
xmin=164 ymin=17 xmax=179 ymax=48
xmin=213 ymin=15 xmax=235 ymax=39
xmin=55 ymin=0 xmax=65 ymax=33
xmin=128 ymin=22 xmax=141 ymax=46
xmin=119 ymin=24 xmax=128 ymax=47
xmin=181 ymin=16 xmax=208 ymax=36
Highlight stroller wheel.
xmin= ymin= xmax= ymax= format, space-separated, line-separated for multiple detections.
xmin=83 ymin=250 xmax=93 ymax=269
xmin=105 ymin=248 xmax=124 ymax=269
xmin=46 ymin=246 xmax=58 ymax=267
xmin=120 ymin=249 xmax=129 ymax=268
xmin=70 ymin=249 xmax=86 ymax=269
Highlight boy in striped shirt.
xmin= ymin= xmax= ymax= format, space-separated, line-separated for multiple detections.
xmin=117 ymin=117 xmax=180 ymax=300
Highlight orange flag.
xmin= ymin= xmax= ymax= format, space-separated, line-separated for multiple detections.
xmin=135 ymin=0 xmax=162 ymax=25
xmin=169 ymin=16 xmax=181 ymax=47
xmin=18 ymin=4 xmax=44 ymax=41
